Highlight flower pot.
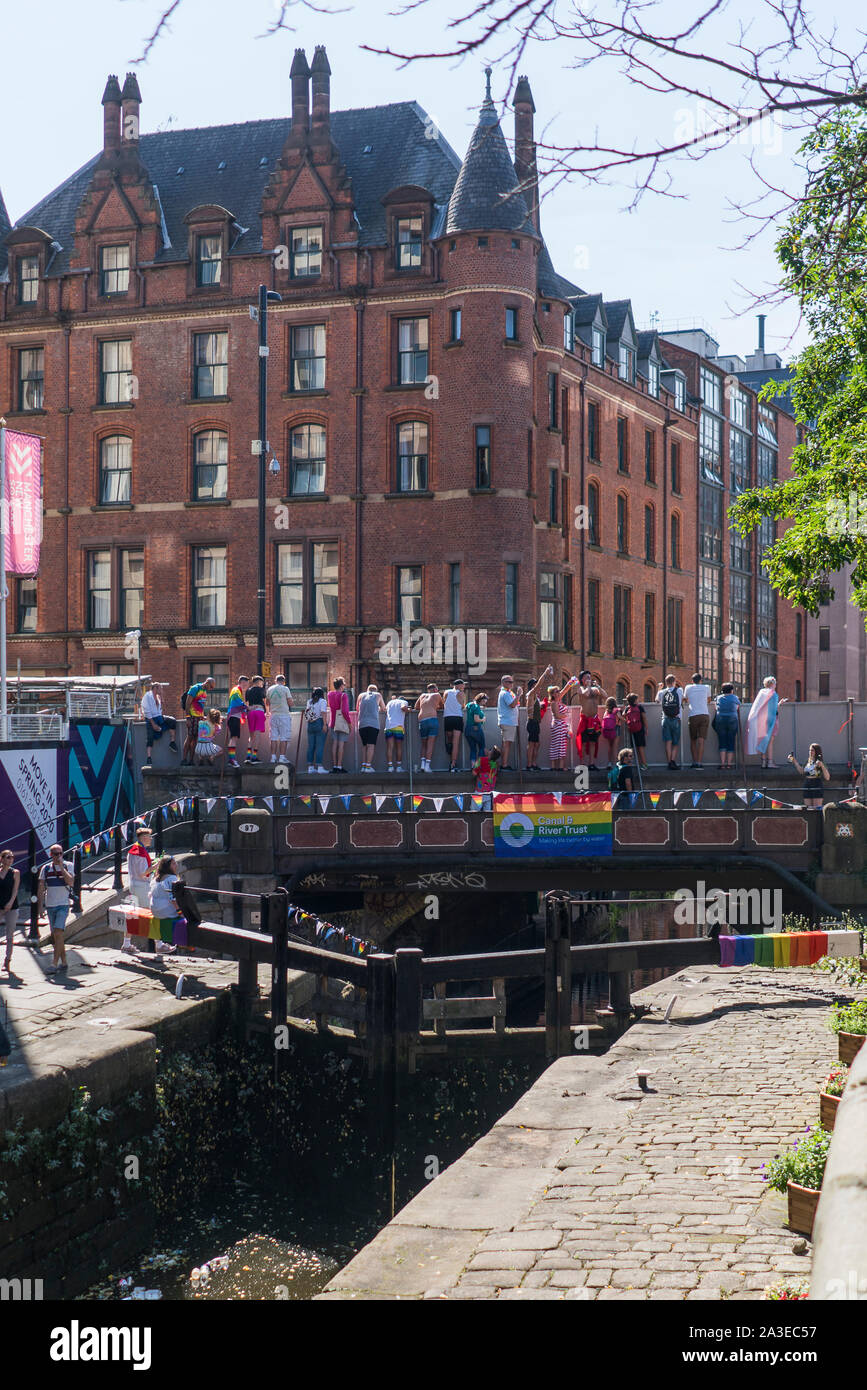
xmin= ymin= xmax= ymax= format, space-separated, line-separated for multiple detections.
xmin=819 ymin=1091 xmax=840 ymax=1131
xmin=787 ymin=1180 xmax=821 ymax=1238
xmin=838 ymin=1031 xmax=866 ymax=1066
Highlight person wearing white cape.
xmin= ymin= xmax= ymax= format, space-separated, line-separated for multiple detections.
xmin=746 ymin=676 xmax=787 ymax=768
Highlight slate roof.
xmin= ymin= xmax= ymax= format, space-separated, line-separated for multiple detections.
xmin=537 ymin=242 xmax=582 ymax=300
xmin=570 ymin=292 xmax=605 ymax=326
xmin=12 ymin=103 xmax=463 ymax=273
xmin=636 ymin=330 xmax=660 ymax=361
xmin=9 ymin=96 xmax=577 ymax=303
xmin=604 ymin=299 xmax=633 ymax=340
xmin=445 ymin=96 xmax=532 ymax=236
xmin=0 ymin=187 xmax=10 ymax=273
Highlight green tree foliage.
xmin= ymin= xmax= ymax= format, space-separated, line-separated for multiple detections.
xmin=730 ymin=108 xmax=867 ymax=617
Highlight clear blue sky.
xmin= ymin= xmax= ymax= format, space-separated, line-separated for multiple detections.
xmin=3 ymin=0 xmax=841 ymax=360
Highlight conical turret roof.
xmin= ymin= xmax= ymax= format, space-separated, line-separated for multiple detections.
xmin=445 ymin=71 xmax=532 ymax=236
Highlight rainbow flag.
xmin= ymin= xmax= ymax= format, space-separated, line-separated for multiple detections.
xmin=648 ymin=792 xmax=661 ymax=808
xmin=412 ymin=794 xmax=424 ymax=811
xmin=493 ymin=793 xmax=613 ymax=858
xmin=297 ymin=795 xmax=312 ymax=807
xmin=470 ymin=794 xmax=484 ymax=810
xmin=361 ymin=795 xmax=374 ymax=808
xmin=714 ymin=790 xmax=727 ymax=804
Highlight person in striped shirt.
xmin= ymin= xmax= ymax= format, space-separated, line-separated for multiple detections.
xmin=226 ymin=677 xmax=249 ymax=769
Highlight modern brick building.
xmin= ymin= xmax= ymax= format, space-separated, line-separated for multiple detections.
xmin=0 ymin=53 xmax=806 ymax=711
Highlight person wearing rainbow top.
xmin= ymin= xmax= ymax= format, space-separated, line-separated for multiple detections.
xmin=226 ymin=677 xmax=249 ymax=769
xmin=182 ymin=677 xmax=215 ymax=764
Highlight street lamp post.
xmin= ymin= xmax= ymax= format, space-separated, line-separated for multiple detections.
xmin=255 ymin=284 xmax=282 ymax=677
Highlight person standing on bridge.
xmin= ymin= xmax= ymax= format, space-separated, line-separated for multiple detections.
xmin=682 ymin=673 xmax=712 ymax=769
xmin=182 ymin=676 xmax=215 ymax=764
xmin=524 ymin=666 xmax=553 ymax=772
xmin=496 ymin=675 xmax=524 ymax=770
xmin=328 ymin=677 xmax=351 ymax=773
xmin=357 ymin=684 xmax=387 ymax=773
xmin=657 ymin=674 xmax=684 ymax=771
xmin=126 ymin=827 xmax=153 ymax=912
xmin=789 ymin=744 xmax=831 ymax=809
xmin=575 ymin=670 xmax=607 ymax=769
xmin=37 ymin=844 xmax=73 ymax=975
xmin=443 ymin=679 xmax=466 ymax=773
xmin=414 ymin=684 xmax=443 ymax=773
xmin=225 ymin=676 xmax=249 ymax=769
xmin=244 ymin=676 xmax=268 ymax=764
xmin=542 ymin=678 xmax=578 ymax=771
xmin=266 ymin=674 xmax=293 ymax=765
xmin=0 ymin=850 xmax=21 ymax=974
xmin=747 ymin=675 xmax=787 ymax=769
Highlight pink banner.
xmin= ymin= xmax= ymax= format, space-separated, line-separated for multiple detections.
xmin=3 ymin=429 xmax=41 ymax=575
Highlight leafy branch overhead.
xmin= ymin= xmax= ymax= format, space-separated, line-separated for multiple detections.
xmin=730 ymin=108 xmax=867 ymax=619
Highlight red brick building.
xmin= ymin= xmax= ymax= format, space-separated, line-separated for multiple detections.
xmin=0 ymin=55 xmax=805 ymax=710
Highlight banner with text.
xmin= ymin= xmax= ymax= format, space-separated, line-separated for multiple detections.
xmin=493 ymin=792 xmax=613 ymax=858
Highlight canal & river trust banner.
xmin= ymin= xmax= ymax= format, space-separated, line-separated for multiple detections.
xmin=493 ymin=792 xmax=613 ymax=857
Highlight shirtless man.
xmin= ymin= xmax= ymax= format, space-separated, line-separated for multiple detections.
xmin=575 ymin=669 xmax=608 ymax=769
xmin=414 ymin=684 xmax=444 ymax=772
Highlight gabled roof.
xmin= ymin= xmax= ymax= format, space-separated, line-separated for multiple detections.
xmin=636 ymin=330 xmax=661 ymax=362
xmin=12 ymin=103 xmax=463 ymax=272
xmin=571 ymin=292 xmax=606 ymax=327
xmin=445 ymin=93 xmax=532 ymax=236
xmin=604 ymin=299 xmax=635 ymax=341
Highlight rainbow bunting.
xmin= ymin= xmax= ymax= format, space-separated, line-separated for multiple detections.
xmin=470 ymin=794 xmax=484 ymax=810
xmin=412 ymin=794 xmax=424 ymax=811
xmin=714 ymin=790 xmax=727 ymax=804
xmin=648 ymin=792 xmax=661 ymax=808
xmin=361 ymin=795 xmax=374 ymax=808
xmin=297 ymin=794 xmax=312 ymax=807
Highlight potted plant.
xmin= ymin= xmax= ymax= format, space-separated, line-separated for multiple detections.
xmin=763 ymin=1277 xmax=809 ymax=1301
xmin=828 ymin=1000 xmax=867 ymax=1065
xmin=819 ymin=1063 xmax=849 ymax=1131
xmin=764 ymin=1126 xmax=832 ymax=1238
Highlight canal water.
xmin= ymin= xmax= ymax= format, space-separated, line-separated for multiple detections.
xmin=83 ymin=1035 xmax=543 ymax=1302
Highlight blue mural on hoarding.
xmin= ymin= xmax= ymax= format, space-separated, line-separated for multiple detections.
xmin=0 ymin=743 xmax=67 ymax=867
xmin=67 ymin=721 xmax=136 ymax=842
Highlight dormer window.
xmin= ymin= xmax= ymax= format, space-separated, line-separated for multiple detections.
xmin=290 ymin=226 xmax=322 ymax=279
xmin=592 ymin=325 xmax=605 ymax=367
xmin=17 ymin=256 xmax=39 ymax=305
xmin=100 ymin=245 xmax=130 ymax=296
xmin=396 ymin=217 xmax=423 ymax=270
xmin=196 ymin=235 xmax=222 ymax=287
xmin=674 ymin=376 xmax=685 ymax=412
xmin=648 ymin=360 xmax=659 ymax=397
xmin=619 ymin=344 xmax=634 ymax=383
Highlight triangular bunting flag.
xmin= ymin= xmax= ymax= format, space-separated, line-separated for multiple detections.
xmin=411 ymin=794 xmax=424 ymax=811
xmin=750 ymin=790 xmax=764 ymax=805
xmin=317 ymin=795 xmax=331 ymax=813
xmin=432 ymin=797 xmax=444 ymax=813
xmin=714 ymin=790 xmax=727 ymax=803
xmin=244 ymin=797 xmax=255 ymax=806
xmin=552 ymin=791 xmax=563 ymax=804
xmin=692 ymin=791 xmax=703 ymax=807
xmin=629 ymin=792 xmax=640 ymax=807
xmin=648 ymin=792 xmax=661 ymax=808
xmin=226 ymin=797 xmax=235 ymax=813
xmin=297 ymin=794 xmax=312 ymax=807
xmin=393 ymin=795 xmax=404 ymax=812
xmin=361 ymin=795 xmax=374 ymax=808
xmin=206 ymin=798 xmax=217 ymax=813
xmin=375 ymin=795 xmax=387 ymax=811
xmin=470 ymin=794 xmax=484 ymax=810
xmin=341 ymin=795 xmax=353 ymax=811
xmin=262 ymin=796 xmax=273 ymax=811
xmin=453 ymin=794 xmax=465 ymax=811
xmin=734 ymin=788 xmax=749 ymax=805
xmin=280 ymin=796 xmax=290 ymax=811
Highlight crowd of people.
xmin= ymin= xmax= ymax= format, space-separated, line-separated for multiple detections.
xmin=136 ymin=670 xmax=831 ymax=793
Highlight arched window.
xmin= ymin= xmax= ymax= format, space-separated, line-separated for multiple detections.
xmin=396 ymin=421 xmax=429 ymax=492
xmin=290 ymin=423 xmax=326 ymax=495
xmin=644 ymin=504 xmax=655 ymax=562
xmin=617 ymin=494 xmax=629 ymax=554
xmin=616 ymin=679 xmax=627 ymax=702
xmin=670 ymin=512 xmax=681 ymax=569
xmin=98 ymin=435 xmax=132 ymax=505
xmin=193 ymin=429 xmax=228 ymax=500
xmin=644 ymin=681 xmax=655 ymax=703
xmin=587 ymin=480 xmax=600 ymax=544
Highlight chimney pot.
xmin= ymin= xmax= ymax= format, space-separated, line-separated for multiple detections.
xmin=513 ymin=75 xmax=539 ymax=233
xmin=311 ymin=45 xmax=331 ymax=133
xmin=121 ymin=71 xmax=142 ymax=145
xmin=101 ymin=74 xmax=122 ymax=156
xmin=290 ymin=48 xmax=311 ymax=136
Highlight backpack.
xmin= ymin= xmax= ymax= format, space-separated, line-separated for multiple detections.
xmin=661 ymin=687 xmax=680 ymax=718
xmin=607 ymin=765 xmax=621 ymax=791
xmin=181 ymin=685 xmax=195 ymax=712
xmin=625 ymin=702 xmax=643 ymax=732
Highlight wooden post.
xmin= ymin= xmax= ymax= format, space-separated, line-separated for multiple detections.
xmin=71 ymin=846 xmax=82 ymax=914
xmin=113 ymin=825 xmax=123 ymax=892
xmin=608 ymin=969 xmax=632 ymax=1021
xmin=395 ymin=947 xmax=423 ymax=1073
xmin=433 ymin=980 xmax=447 ymax=1038
xmin=365 ymin=952 xmax=396 ymax=1212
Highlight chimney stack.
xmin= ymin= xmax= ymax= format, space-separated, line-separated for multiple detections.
xmin=757 ymin=314 xmax=766 ymax=352
xmin=290 ymin=49 xmax=311 ymax=138
xmin=310 ymin=46 xmax=331 ymax=134
xmin=513 ymin=75 xmax=539 ymax=233
xmin=121 ymin=72 xmax=142 ymax=145
xmin=101 ymin=74 xmax=122 ymax=158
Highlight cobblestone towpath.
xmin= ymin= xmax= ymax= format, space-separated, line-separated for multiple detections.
xmin=321 ymin=965 xmax=864 ymax=1301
